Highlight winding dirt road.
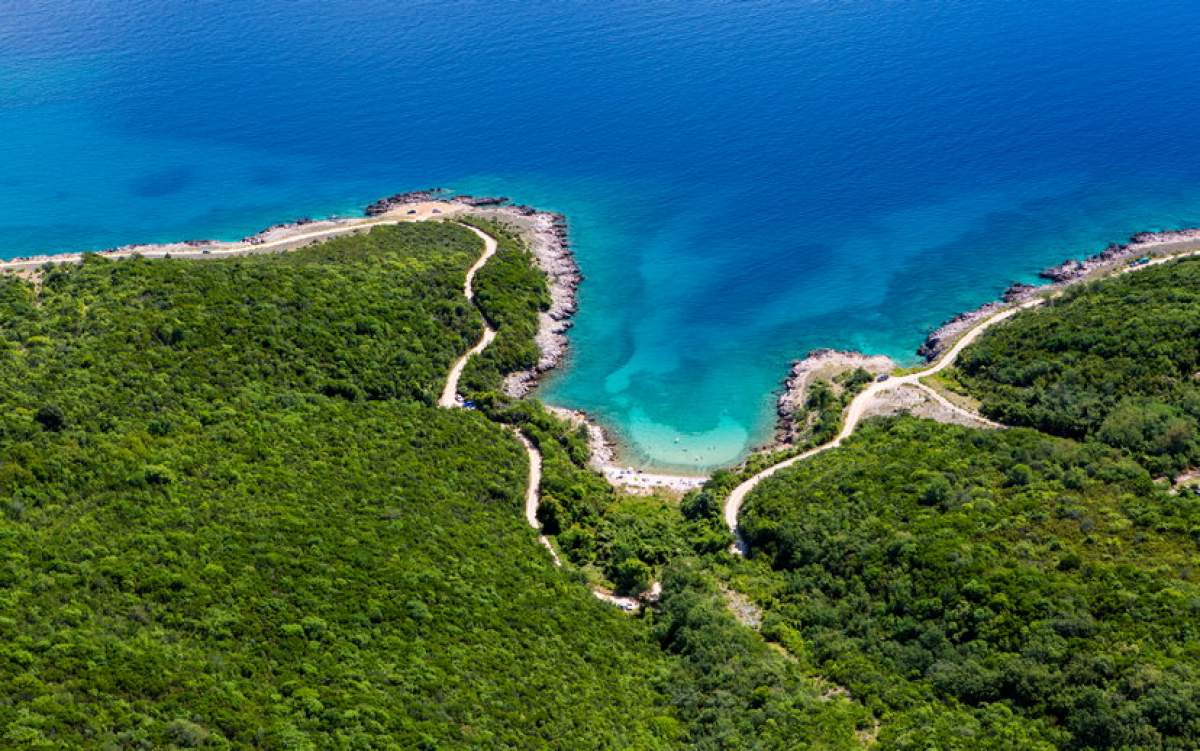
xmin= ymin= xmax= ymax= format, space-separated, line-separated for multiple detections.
xmin=433 ymin=226 xmax=560 ymax=562
xmin=437 ymin=225 xmax=499 ymax=407
xmin=911 ymin=381 xmax=1002 ymax=429
xmin=428 ymin=227 xmax=592 ymax=585
xmin=435 ymin=227 xmax=639 ymax=607
xmin=723 ymin=298 xmax=1042 ymax=551
xmin=510 ymin=429 xmax=562 ymax=566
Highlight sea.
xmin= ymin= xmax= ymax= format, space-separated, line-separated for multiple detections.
xmin=4 ymin=0 xmax=1200 ymax=471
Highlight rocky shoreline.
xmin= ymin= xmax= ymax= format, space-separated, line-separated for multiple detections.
xmin=917 ymin=227 xmax=1200 ymax=362
xmin=257 ymin=189 xmax=585 ymax=398
xmin=364 ymin=189 xmax=582 ymax=395
xmin=470 ymin=204 xmax=580 ymax=398
xmin=773 ymin=226 xmax=1200 ymax=444
xmin=775 ymin=349 xmax=895 ymax=445
xmin=547 ymin=406 xmax=617 ymax=469
xmin=16 ymin=189 xmax=1199 ymax=485
xmin=516 ymin=209 xmax=579 ymax=393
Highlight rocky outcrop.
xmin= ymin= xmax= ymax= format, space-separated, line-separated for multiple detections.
xmin=364 ymin=189 xmax=446 ymax=216
xmin=1039 ymin=242 xmax=1132 ymax=283
xmin=242 ymin=217 xmax=323 ymax=245
xmin=916 ymin=278 xmax=1040 ymax=357
xmin=1002 ymin=282 xmax=1036 ymax=302
xmin=1039 ymin=229 xmax=1200 ymax=284
xmin=451 ymin=195 xmax=509 ymax=207
xmin=916 ymin=302 xmax=1007 ymax=361
xmin=1130 ymin=229 xmax=1200 ymax=246
xmin=366 ymin=191 xmax=511 ymax=213
xmin=775 ymin=349 xmax=895 ymax=445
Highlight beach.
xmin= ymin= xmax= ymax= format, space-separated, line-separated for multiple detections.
xmin=546 ymin=406 xmax=706 ymax=494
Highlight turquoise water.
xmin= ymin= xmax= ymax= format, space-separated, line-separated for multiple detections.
xmin=4 ymin=2 xmax=1200 ymax=470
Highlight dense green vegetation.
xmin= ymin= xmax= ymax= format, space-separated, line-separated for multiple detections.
xmin=2 ymin=223 xmax=484 ymax=418
xmin=955 ymin=257 xmax=1200 ymax=474
xmin=489 ymin=400 xmax=723 ymax=595
xmin=18 ymin=212 xmax=1199 ymax=749
xmin=651 ymin=561 xmax=871 ymax=750
xmin=456 ymin=217 xmax=548 ymax=398
xmin=804 ymin=368 xmax=874 ymax=445
xmin=740 ymin=417 xmax=1200 ymax=749
xmin=0 ymin=224 xmax=687 ymax=748
xmin=0 ymin=219 xmax=886 ymax=750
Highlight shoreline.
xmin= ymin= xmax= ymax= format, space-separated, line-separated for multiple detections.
xmin=768 ymin=225 xmax=1200 ymax=449
xmin=462 ymin=203 xmax=580 ymax=397
xmin=546 ymin=406 xmax=707 ymax=495
xmin=774 ymin=349 xmax=896 ymax=446
xmin=916 ymin=227 xmax=1200 ymax=362
xmin=0 ymin=188 xmax=582 ymax=395
xmin=367 ymin=190 xmax=582 ymax=398
xmin=0 ymin=195 xmax=471 ymax=274
xmin=8 ymin=192 xmax=1200 ymax=483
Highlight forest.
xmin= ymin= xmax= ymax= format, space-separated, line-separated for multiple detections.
xmin=0 ymin=224 xmax=687 ymax=748
xmin=8 ymin=215 xmax=1200 ymax=749
xmin=0 ymin=221 xmax=884 ymax=749
xmin=738 ymin=416 xmax=1200 ymax=749
xmin=954 ymin=257 xmax=1200 ymax=475
xmin=725 ymin=256 xmax=1200 ymax=749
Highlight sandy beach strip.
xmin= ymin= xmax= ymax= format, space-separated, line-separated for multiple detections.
xmin=545 ymin=406 xmax=707 ymax=494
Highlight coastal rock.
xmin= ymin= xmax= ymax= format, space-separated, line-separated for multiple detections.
xmin=451 ymin=195 xmax=510 ymax=207
xmin=1001 ymin=282 xmax=1037 ymax=303
xmin=1037 ymin=242 xmax=1125 ymax=283
xmin=1038 ymin=258 xmax=1084 ymax=282
xmin=364 ymin=189 xmax=446 ymax=216
xmin=242 ymin=217 xmax=332 ymax=245
xmin=1130 ymin=229 xmax=1200 ymax=245
xmin=775 ymin=349 xmax=895 ymax=445
xmin=921 ymin=227 xmax=1200 ymax=362
xmin=917 ymin=302 xmax=1006 ymax=361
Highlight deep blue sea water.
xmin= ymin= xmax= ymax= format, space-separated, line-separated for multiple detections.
xmin=4 ymin=1 xmax=1200 ymax=470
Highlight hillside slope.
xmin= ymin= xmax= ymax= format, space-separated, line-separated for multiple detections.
xmin=739 ymin=416 xmax=1200 ymax=749
xmin=0 ymin=224 xmax=680 ymax=749
xmin=954 ymin=256 xmax=1200 ymax=475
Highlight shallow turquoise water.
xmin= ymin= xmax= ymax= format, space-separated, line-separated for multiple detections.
xmin=3 ymin=1 xmax=1200 ymax=469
